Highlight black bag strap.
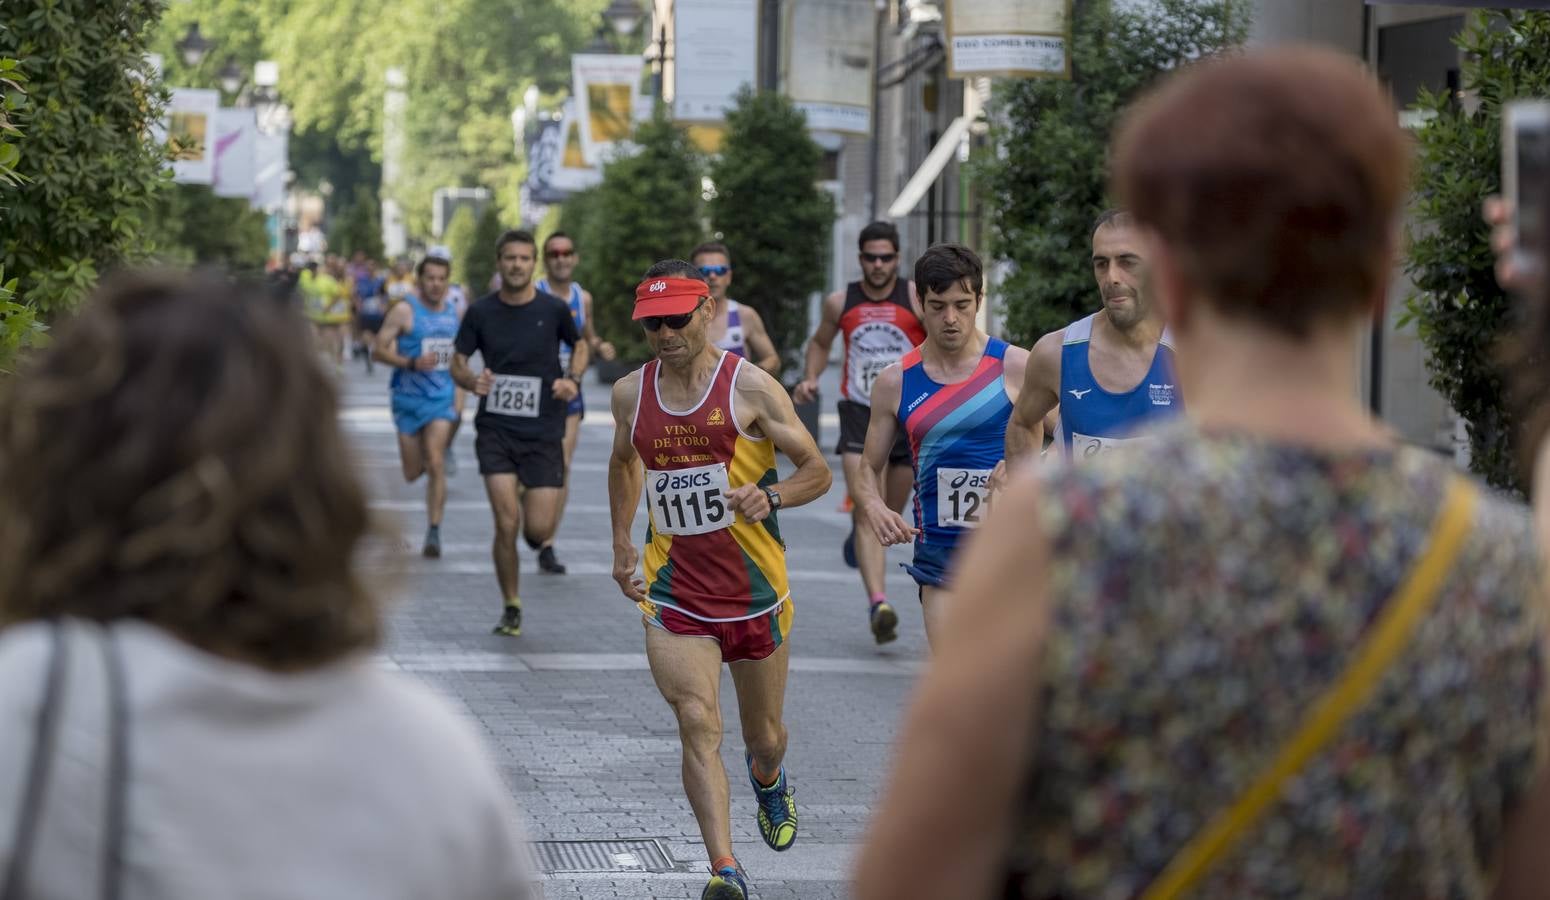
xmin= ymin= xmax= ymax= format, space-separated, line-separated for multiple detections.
xmin=2 ymin=623 xmax=131 ymax=900
xmin=99 ymin=628 xmax=129 ymax=900
xmin=2 ymin=622 xmax=69 ymax=900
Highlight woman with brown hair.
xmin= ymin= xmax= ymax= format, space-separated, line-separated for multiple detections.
xmin=857 ymin=47 xmax=1550 ymax=899
xmin=0 ymin=273 xmax=533 ymax=898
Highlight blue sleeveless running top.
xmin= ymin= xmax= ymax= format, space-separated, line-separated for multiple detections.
xmin=390 ymin=294 xmax=459 ymax=401
xmin=897 ymin=337 xmax=1015 ymax=548
xmin=538 ymin=278 xmax=585 ymax=372
xmin=1057 ymin=313 xmax=1182 ymax=460
xmin=712 ymin=299 xmax=746 ymax=358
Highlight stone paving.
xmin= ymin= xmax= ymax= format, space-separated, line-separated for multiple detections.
xmin=339 ymin=358 xmax=928 ymax=900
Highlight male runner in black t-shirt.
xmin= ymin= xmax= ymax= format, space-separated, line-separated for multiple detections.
xmin=452 ymin=229 xmax=588 ymax=636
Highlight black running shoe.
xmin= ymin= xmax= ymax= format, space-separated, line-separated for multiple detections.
xmin=843 ymin=527 xmax=858 ymax=568
xmin=538 ymin=545 xmax=567 ymax=575
xmin=422 ymin=525 xmax=441 ymax=559
xmin=492 ymin=603 xmax=522 ymax=637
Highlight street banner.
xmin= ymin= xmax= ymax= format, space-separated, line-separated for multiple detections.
xmin=783 ymin=0 xmax=874 ymax=135
xmin=251 ymin=129 xmax=288 ymax=211
xmin=946 ymin=0 xmax=1072 ymax=79
xmin=168 ymin=88 xmax=220 ymax=184
xmin=673 ymin=0 xmax=758 ymax=123
xmin=526 ymin=100 xmax=602 ymax=205
xmin=571 ymin=53 xmax=644 ymax=166
xmin=213 ymin=107 xmax=257 ymax=200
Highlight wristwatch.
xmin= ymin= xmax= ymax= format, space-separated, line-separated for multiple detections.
xmin=762 ymin=486 xmax=782 ymax=511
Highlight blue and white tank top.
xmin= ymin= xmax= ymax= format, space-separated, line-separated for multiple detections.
xmin=896 ymin=337 xmax=1015 ymax=548
xmin=1057 ymin=313 xmax=1182 ymax=461
xmin=538 ymin=278 xmax=585 ymax=372
xmin=390 ymin=295 xmax=459 ymax=400
xmin=712 ymin=299 xmax=746 ymax=358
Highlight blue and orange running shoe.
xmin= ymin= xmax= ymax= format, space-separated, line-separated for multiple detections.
xmin=701 ymin=863 xmax=748 ymax=899
xmin=746 ymin=752 xmax=798 ymax=851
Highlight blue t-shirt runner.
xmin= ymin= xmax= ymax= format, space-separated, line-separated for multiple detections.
xmin=896 ymin=336 xmax=1016 ymax=587
xmin=1057 ymin=312 xmax=1183 ymax=460
xmin=390 ymin=294 xmax=460 ymax=435
xmin=537 ymin=277 xmax=586 ymax=418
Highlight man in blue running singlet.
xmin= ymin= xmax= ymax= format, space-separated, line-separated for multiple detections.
xmin=853 ymin=244 xmax=1029 ymax=645
xmin=1000 ymin=209 xmax=1183 ymax=476
xmin=373 ymin=255 xmax=463 ymax=558
xmin=534 ymin=231 xmax=616 ymax=575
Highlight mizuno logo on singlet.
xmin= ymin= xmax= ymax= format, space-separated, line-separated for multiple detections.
xmin=1068 ymin=388 xmax=1092 ymax=399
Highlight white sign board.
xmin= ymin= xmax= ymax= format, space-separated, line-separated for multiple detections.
xmin=572 ymin=53 xmax=645 ymax=166
xmin=946 ymin=0 xmax=1072 ymax=79
xmin=673 ymin=0 xmax=758 ymax=123
xmin=213 ymin=107 xmax=257 ymax=199
xmin=168 ymin=89 xmax=220 ymax=185
xmin=783 ymin=0 xmax=874 ymax=136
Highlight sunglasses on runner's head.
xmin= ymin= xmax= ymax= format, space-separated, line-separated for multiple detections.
xmin=861 ymin=252 xmax=897 ymax=264
xmin=641 ymin=298 xmax=706 ymax=332
xmin=698 ymin=265 xmax=730 ymax=277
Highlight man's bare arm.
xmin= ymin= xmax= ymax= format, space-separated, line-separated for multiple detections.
xmin=372 ymin=302 xmax=414 ymax=367
xmin=855 ymin=469 xmax=1054 ymax=899
xmin=794 ymin=291 xmax=844 ymax=403
xmin=607 ymin=372 xmax=648 ymax=603
xmin=581 ymin=290 xmax=616 ymax=360
xmin=734 ymin=365 xmax=831 ymax=510
xmin=740 ymin=306 xmax=783 ymax=377
xmin=451 ymin=353 xmax=479 ymax=392
xmin=1006 ymin=331 xmax=1063 ymax=462
xmin=853 ymin=366 xmax=916 ymax=545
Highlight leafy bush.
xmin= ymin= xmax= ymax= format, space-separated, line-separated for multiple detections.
xmin=571 ymin=114 xmax=705 ymax=363
xmin=443 ymin=205 xmax=478 ymax=289
xmin=145 ymin=184 xmax=271 ymax=273
xmin=975 ymin=0 xmax=1249 ymax=344
xmin=466 ymin=202 xmax=505 ymax=298
xmin=1404 ymin=11 xmax=1550 ymax=495
xmin=330 ymin=184 xmax=385 ymax=262
xmin=707 ymin=88 xmax=833 ymax=375
xmin=0 ymin=0 xmax=170 ymax=316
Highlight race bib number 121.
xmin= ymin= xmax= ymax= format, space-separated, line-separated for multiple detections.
xmin=936 ymin=467 xmax=991 ymax=528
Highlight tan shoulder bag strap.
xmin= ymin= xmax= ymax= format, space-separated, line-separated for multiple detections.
xmin=1141 ymin=476 xmax=1478 ymax=900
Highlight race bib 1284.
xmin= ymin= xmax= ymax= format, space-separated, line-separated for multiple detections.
xmin=487 ymin=374 xmax=541 ymax=417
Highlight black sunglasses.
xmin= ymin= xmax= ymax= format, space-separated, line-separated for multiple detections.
xmin=642 ymin=298 xmax=706 ymax=332
xmin=861 ymin=252 xmax=897 ymax=264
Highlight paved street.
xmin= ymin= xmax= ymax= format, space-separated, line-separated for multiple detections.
xmin=339 ymin=359 xmax=927 ymax=899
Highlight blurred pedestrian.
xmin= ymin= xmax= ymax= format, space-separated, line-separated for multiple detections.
xmin=0 ymin=271 xmax=536 ymax=900
xmin=856 ymin=46 xmax=1549 ymax=900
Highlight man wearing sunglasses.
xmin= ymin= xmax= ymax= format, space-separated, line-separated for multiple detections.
xmin=451 ymin=229 xmax=588 ymax=638
xmin=793 ymin=221 xmax=925 ymax=644
xmin=690 ymin=242 xmax=782 ymax=376
xmin=532 ymin=231 xmax=617 ymax=575
xmin=608 ymin=261 xmax=832 ymax=900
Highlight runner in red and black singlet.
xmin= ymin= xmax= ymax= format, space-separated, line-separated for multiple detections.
xmin=794 ymin=221 xmax=925 ymax=644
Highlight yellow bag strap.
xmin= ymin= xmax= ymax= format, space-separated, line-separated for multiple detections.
xmin=1140 ymin=476 xmax=1478 ymax=900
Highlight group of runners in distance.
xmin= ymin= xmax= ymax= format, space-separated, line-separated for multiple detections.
xmin=370 ymin=213 xmax=1178 ymax=899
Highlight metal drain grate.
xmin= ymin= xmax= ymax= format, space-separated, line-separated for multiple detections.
xmin=532 ymin=839 xmax=676 ymax=874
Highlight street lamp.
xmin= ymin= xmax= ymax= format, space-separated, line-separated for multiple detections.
xmin=604 ymin=0 xmax=644 ymax=36
xmin=218 ymin=59 xmax=244 ymax=95
xmin=176 ymin=23 xmax=215 ymax=68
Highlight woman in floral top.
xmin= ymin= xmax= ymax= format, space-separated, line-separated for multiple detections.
xmin=857 ymin=48 xmax=1549 ymax=900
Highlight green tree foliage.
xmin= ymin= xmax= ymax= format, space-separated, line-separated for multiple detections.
xmin=0 ymin=0 xmax=171 ymax=316
xmin=330 ymin=185 xmax=385 ymax=261
xmin=442 ymin=205 xmax=478 ymax=289
xmin=1405 ymin=11 xmax=1550 ymax=494
xmin=466 ymin=202 xmax=506 ymax=298
xmin=572 ymin=115 xmax=704 ymax=363
xmin=976 ymin=0 xmax=1249 ymax=344
xmin=145 ymin=184 xmax=271 ymax=272
xmin=708 ymin=88 xmax=833 ymax=375
xmin=0 ymin=47 xmax=26 ymax=190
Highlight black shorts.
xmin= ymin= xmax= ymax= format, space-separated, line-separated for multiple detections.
xmin=357 ymin=312 xmax=386 ymax=333
xmin=835 ymin=399 xmax=911 ymax=464
xmin=474 ymin=428 xmax=565 ymax=486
